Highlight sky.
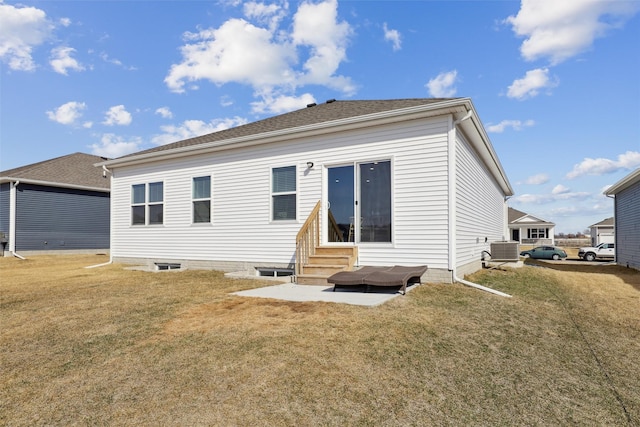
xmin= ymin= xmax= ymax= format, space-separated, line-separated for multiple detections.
xmin=1 ymin=0 xmax=639 ymax=234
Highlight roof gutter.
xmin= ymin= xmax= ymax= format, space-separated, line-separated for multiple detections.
xmin=98 ymin=98 xmax=475 ymax=169
xmin=604 ymin=167 xmax=640 ymax=195
xmin=0 ymin=177 xmax=109 ymax=193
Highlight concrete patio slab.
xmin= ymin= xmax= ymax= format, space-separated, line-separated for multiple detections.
xmin=232 ymin=282 xmax=418 ymax=307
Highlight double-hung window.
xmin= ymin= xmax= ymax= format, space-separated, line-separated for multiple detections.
xmin=131 ymin=182 xmax=164 ymax=225
xmin=529 ymin=228 xmax=547 ymax=239
xmin=271 ymin=166 xmax=296 ymax=221
xmin=192 ymin=176 xmax=211 ymax=223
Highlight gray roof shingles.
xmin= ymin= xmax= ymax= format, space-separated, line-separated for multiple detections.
xmin=122 ymin=98 xmax=454 ymax=158
xmin=1 ymin=152 xmax=110 ymax=190
xmin=590 ymin=217 xmax=614 ymax=227
xmin=508 ymin=207 xmax=554 ymax=225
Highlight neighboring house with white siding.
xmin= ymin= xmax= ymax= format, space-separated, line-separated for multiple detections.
xmin=100 ymin=98 xmax=514 ymax=283
xmin=589 ymin=217 xmax=615 ymax=246
xmin=604 ymin=168 xmax=640 ymax=270
xmin=508 ymin=207 xmax=555 ymax=245
xmin=0 ymin=153 xmax=110 ymax=256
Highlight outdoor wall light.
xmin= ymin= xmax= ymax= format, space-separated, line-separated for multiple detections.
xmin=306 ymin=161 xmax=314 ymax=169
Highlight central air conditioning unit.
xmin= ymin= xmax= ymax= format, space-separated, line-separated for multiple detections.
xmin=489 ymin=241 xmax=520 ymax=262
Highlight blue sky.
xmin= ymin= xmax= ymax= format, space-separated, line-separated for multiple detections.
xmin=1 ymin=0 xmax=639 ymax=233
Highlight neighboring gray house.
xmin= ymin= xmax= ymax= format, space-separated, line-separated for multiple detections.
xmin=605 ymin=168 xmax=640 ymax=270
xmin=508 ymin=207 xmax=555 ymax=245
xmin=100 ymin=98 xmax=514 ymax=284
xmin=589 ymin=217 xmax=614 ymax=246
xmin=0 ymin=153 xmax=110 ymax=256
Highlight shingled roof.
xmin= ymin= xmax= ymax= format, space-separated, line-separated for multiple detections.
xmin=0 ymin=152 xmax=110 ymax=191
xmin=122 ymin=98 xmax=454 ymax=158
xmin=590 ymin=217 xmax=614 ymax=227
xmin=508 ymin=207 xmax=554 ymax=225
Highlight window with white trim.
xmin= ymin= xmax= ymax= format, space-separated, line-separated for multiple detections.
xmin=131 ymin=182 xmax=164 ymax=225
xmin=271 ymin=166 xmax=296 ymax=221
xmin=192 ymin=176 xmax=211 ymax=223
xmin=529 ymin=228 xmax=548 ymax=239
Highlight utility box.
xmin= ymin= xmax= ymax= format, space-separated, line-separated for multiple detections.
xmin=490 ymin=241 xmax=520 ymax=262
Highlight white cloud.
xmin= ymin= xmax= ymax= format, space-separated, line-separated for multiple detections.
xmin=566 ymin=151 xmax=640 ymax=179
xmin=46 ymin=101 xmax=86 ymax=125
xmin=505 ymin=0 xmax=640 ymax=65
xmin=155 ymin=107 xmax=173 ymax=119
xmin=103 ymin=105 xmax=132 ymax=126
xmin=100 ymin=52 xmax=136 ymax=70
xmin=0 ymin=2 xmax=53 ymax=71
xmin=59 ymin=17 xmax=71 ymax=27
xmin=49 ymin=46 xmax=84 ymax=75
xmin=90 ymin=133 xmax=142 ymax=158
xmin=426 ymin=70 xmax=458 ymax=98
xmin=524 ymin=173 xmax=549 ymax=185
xmin=513 ymin=190 xmax=590 ymax=205
xmin=251 ymin=93 xmax=316 ymax=114
xmin=165 ymin=18 xmax=296 ymax=94
xmin=165 ymin=0 xmax=354 ymax=113
xmin=551 ymin=184 xmax=570 ymax=195
xmin=243 ymin=1 xmax=287 ymax=31
xmin=220 ymin=95 xmax=234 ymax=107
xmin=507 ymin=68 xmax=557 ymax=100
xmin=549 ymin=203 xmax=610 ymax=217
xmin=151 ymin=117 xmax=248 ymax=146
xmin=486 ymin=119 xmax=535 ymax=133
xmin=291 ymin=0 xmax=354 ymax=91
xmin=383 ymin=22 xmax=401 ymax=51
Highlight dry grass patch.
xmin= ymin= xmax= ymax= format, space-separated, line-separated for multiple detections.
xmin=1 ymin=255 xmax=639 ymax=425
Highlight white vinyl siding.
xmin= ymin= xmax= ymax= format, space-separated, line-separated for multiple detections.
xmin=110 ymin=116 xmax=451 ymax=268
xmin=455 ymin=132 xmax=506 ymax=269
xmin=614 ymin=181 xmax=640 ymax=269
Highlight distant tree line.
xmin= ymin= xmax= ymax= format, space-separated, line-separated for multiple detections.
xmin=555 ymin=230 xmax=590 ymax=239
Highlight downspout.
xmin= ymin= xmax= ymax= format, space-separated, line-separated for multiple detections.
xmin=86 ymin=165 xmax=114 ymax=268
xmin=9 ymin=181 xmax=26 ymax=260
xmin=449 ymin=112 xmax=511 ymax=298
xmin=605 ymin=193 xmax=617 ymax=265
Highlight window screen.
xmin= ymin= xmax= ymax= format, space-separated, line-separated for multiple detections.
xmin=272 ymin=166 xmax=296 ymax=220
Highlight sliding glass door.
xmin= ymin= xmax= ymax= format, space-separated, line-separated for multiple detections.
xmin=326 ymin=160 xmax=391 ymax=243
xmin=359 ymin=161 xmax=391 ymax=243
xmin=327 ymin=165 xmax=354 ymax=242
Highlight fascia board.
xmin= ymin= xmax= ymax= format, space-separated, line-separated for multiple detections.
xmin=99 ymin=99 xmax=472 ymax=169
xmin=0 ymin=177 xmax=110 ymax=193
xmin=604 ymin=168 xmax=640 ymax=195
xmin=510 ymin=214 xmax=554 ymax=225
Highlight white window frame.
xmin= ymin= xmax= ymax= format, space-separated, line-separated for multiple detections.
xmin=192 ymin=175 xmax=212 ymax=224
xmin=131 ymin=181 xmax=164 ymax=226
xmin=270 ymin=165 xmax=297 ymax=222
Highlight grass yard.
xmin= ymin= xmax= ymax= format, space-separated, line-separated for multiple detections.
xmin=1 ymin=255 xmax=639 ymax=426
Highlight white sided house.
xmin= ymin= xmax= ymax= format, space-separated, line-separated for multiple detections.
xmin=508 ymin=207 xmax=555 ymax=246
xmin=100 ymin=98 xmax=514 ymax=284
xmin=589 ymin=217 xmax=614 ymax=246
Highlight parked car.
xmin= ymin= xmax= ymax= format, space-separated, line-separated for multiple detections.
xmin=520 ymin=246 xmax=567 ymax=260
xmin=578 ymin=243 xmax=615 ymax=261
